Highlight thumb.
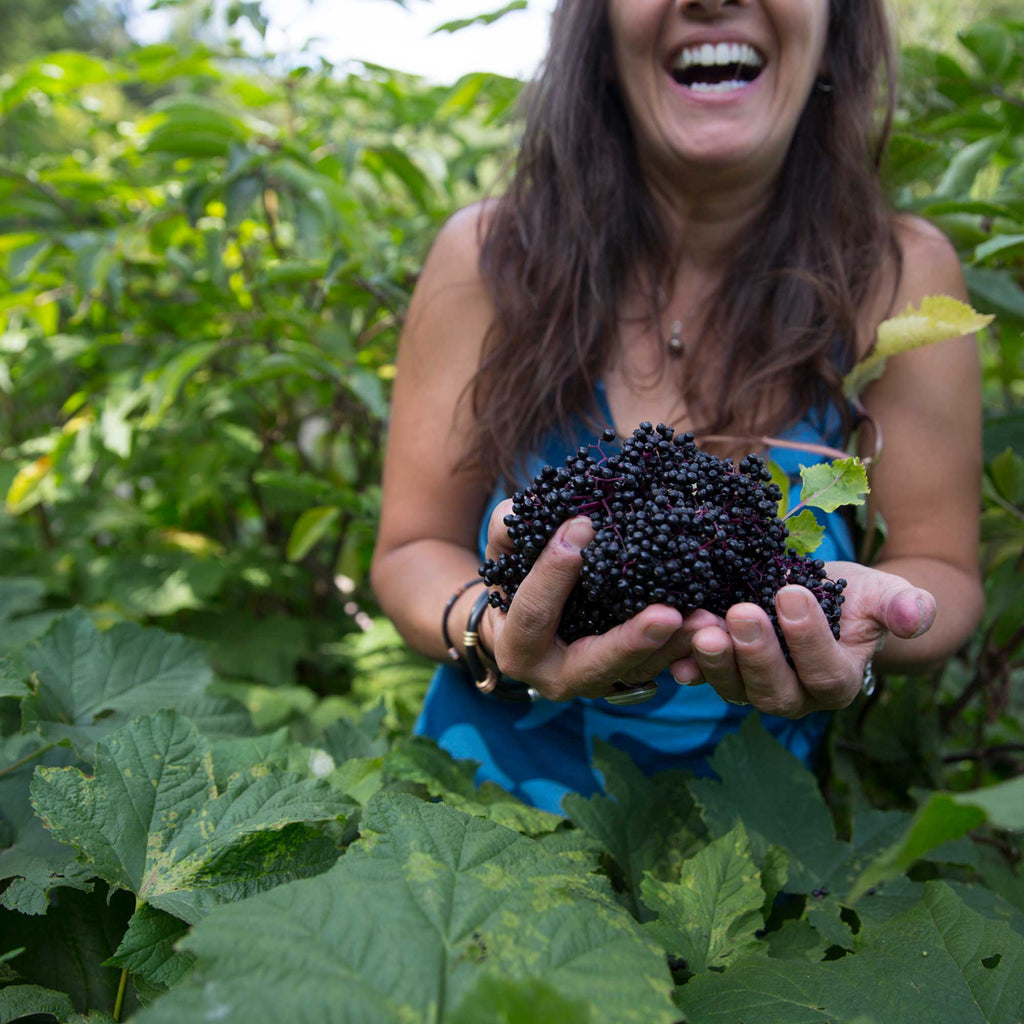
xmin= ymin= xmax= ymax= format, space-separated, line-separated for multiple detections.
xmin=502 ymin=516 xmax=594 ymax=654
xmin=881 ymin=583 xmax=936 ymax=640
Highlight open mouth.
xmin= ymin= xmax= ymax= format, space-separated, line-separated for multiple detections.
xmin=670 ymin=42 xmax=764 ymax=94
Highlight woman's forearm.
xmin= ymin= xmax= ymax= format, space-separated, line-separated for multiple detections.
xmin=869 ymin=555 xmax=984 ymax=672
xmin=370 ymin=539 xmax=487 ymax=663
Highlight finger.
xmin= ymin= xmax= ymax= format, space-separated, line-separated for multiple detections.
xmin=669 ymin=655 xmax=703 ymax=685
xmin=724 ymin=605 xmax=808 ymax=716
xmin=559 ymin=604 xmax=684 ymax=697
xmin=882 ymin=585 xmax=936 ymax=639
xmin=499 ymin=516 xmax=594 ymax=673
xmin=689 ymin=624 xmax=751 ymax=706
xmin=483 ymin=498 xmax=516 ymax=561
xmin=627 ymin=610 xmax=716 ymax=682
xmin=775 ymin=586 xmax=859 ymax=709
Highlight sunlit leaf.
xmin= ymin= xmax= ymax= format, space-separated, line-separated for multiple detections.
xmin=843 ymin=297 xmax=995 ymax=398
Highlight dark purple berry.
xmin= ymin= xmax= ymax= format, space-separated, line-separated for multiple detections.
xmin=479 ymin=423 xmax=847 ymax=656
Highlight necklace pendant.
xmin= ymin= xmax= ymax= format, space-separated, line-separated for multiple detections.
xmin=667 ymin=319 xmax=684 ymax=356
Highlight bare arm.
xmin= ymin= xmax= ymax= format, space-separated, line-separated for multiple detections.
xmin=370 ymin=205 xmax=497 ymax=661
xmin=674 ymin=216 xmax=984 ymax=713
xmin=860 ymin=216 xmax=984 ymax=670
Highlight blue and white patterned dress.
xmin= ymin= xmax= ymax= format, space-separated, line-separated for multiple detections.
xmin=415 ymin=384 xmax=855 ymax=815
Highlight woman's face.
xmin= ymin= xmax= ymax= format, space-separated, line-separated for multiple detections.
xmin=607 ymin=0 xmax=829 ymax=190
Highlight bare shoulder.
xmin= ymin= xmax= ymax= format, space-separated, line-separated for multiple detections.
xmin=420 ymin=199 xmax=497 ymax=276
xmin=399 ymin=200 xmax=499 ymax=369
xmin=856 ymin=214 xmax=966 ymax=357
xmin=891 ymin=213 xmax=968 ymax=304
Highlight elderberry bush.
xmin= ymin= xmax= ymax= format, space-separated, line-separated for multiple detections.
xmin=480 ymin=422 xmax=846 ymax=656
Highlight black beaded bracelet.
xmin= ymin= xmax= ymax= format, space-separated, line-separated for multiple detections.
xmin=441 ymin=578 xmax=484 ymax=664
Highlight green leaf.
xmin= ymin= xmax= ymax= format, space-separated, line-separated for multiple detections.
xmin=132 ymin=794 xmax=678 ymax=1024
xmin=563 ymin=741 xmax=705 ymax=907
xmin=432 ymin=1 xmax=528 ymax=34
xmin=143 ymin=342 xmax=221 ymax=427
xmin=973 ymin=233 xmax=1024 ymax=264
xmin=641 ymin=822 xmax=764 ymax=972
xmin=850 ymin=778 xmax=1024 ymax=901
xmin=30 ymin=709 xmax=354 ymax=924
xmin=285 ymin=506 xmax=340 ymax=562
xmin=965 ymin=267 xmax=1024 ymax=323
xmin=989 ymin=447 xmax=1024 ymax=505
xmin=958 ymin=20 xmax=1013 ymax=75
xmin=689 ymin=719 xmax=909 ymax=897
xmin=22 ymin=609 xmax=212 ymax=754
xmin=790 ymin=459 xmax=868 ymax=516
xmin=383 ymin=736 xmax=562 ymax=836
xmin=678 ymin=884 xmax=1024 ymax=1023
xmin=0 ymin=984 xmax=73 ymax=1023
xmin=104 ymin=902 xmax=194 ymax=990
xmin=931 ymin=135 xmax=1006 ymax=203
xmin=783 ymin=509 xmax=825 ymax=556
xmin=767 ymin=458 xmax=791 ymax=512
xmin=0 ymin=885 xmax=138 ymax=1017
xmin=445 ymin=973 xmax=592 ymax=1023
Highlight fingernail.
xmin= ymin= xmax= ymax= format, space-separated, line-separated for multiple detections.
xmin=645 ymin=622 xmax=675 ymax=644
xmin=693 ymin=643 xmax=722 ymax=665
xmin=558 ymin=517 xmax=591 ymax=553
xmin=776 ymin=588 xmax=808 ymax=624
xmin=671 ymin=671 xmax=704 ymax=687
xmin=910 ymin=597 xmax=934 ymax=638
xmin=731 ymin=619 xmax=760 ymax=644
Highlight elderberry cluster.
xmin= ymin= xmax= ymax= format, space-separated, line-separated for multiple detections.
xmin=479 ymin=422 xmax=846 ymax=656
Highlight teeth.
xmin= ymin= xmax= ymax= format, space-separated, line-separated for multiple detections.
xmin=688 ymin=80 xmax=749 ymax=93
xmin=674 ymin=42 xmax=764 ymax=71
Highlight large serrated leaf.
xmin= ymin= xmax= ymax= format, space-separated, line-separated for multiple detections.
xmin=383 ymin=735 xmax=563 ymax=836
xmin=0 ymin=736 xmax=94 ymax=915
xmin=563 ymin=741 xmax=705 ymax=912
xmin=22 ymin=610 xmax=212 ymax=754
xmin=689 ymin=719 xmax=911 ymax=897
xmin=0 ymin=885 xmax=138 ymax=1017
xmin=0 ymin=983 xmax=73 ymax=1023
xmin=132 ymin=794 xmax=678 ymax=1024
xmin=678 ymin=883 xmax=1024 ymax=1023
xmin=104 ymin=902 xmax=193 ymax=990
xmin=445 ymin=972 xmax=591 ymax=1023
xmin=641 ymin=822 xmax=764 ymax=972
xmin=30 ymin=709 xmax=353 ymax=924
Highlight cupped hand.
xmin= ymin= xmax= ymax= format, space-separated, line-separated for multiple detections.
xmin=669 ymin=561 xmax=936 ymax=717
xmin=482 ymin=500 xmax=721 ymax=701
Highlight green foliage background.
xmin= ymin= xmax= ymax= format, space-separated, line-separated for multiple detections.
xmin=0 ymin=1 xmax=1021 ymax=1020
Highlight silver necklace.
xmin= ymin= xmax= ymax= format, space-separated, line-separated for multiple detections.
xmin=667 ymin=319 xmax=685 ymax=356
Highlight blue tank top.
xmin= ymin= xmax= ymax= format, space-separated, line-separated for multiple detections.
xmin=414 ymin=385 xmax=855 ymax=815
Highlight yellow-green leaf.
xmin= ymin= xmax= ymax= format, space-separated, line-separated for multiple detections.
xmin=843 ymin=296 xmax=994 ymax=399
xmin=5 ymin=456 xmax=52 ymax=515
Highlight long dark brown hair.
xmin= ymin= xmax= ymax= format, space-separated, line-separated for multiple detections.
xmin=468 ymin=0 xmax=900 ymax=482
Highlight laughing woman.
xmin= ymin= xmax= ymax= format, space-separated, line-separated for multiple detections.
xmin=370 ymin=0 xmax=984 ymax=814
